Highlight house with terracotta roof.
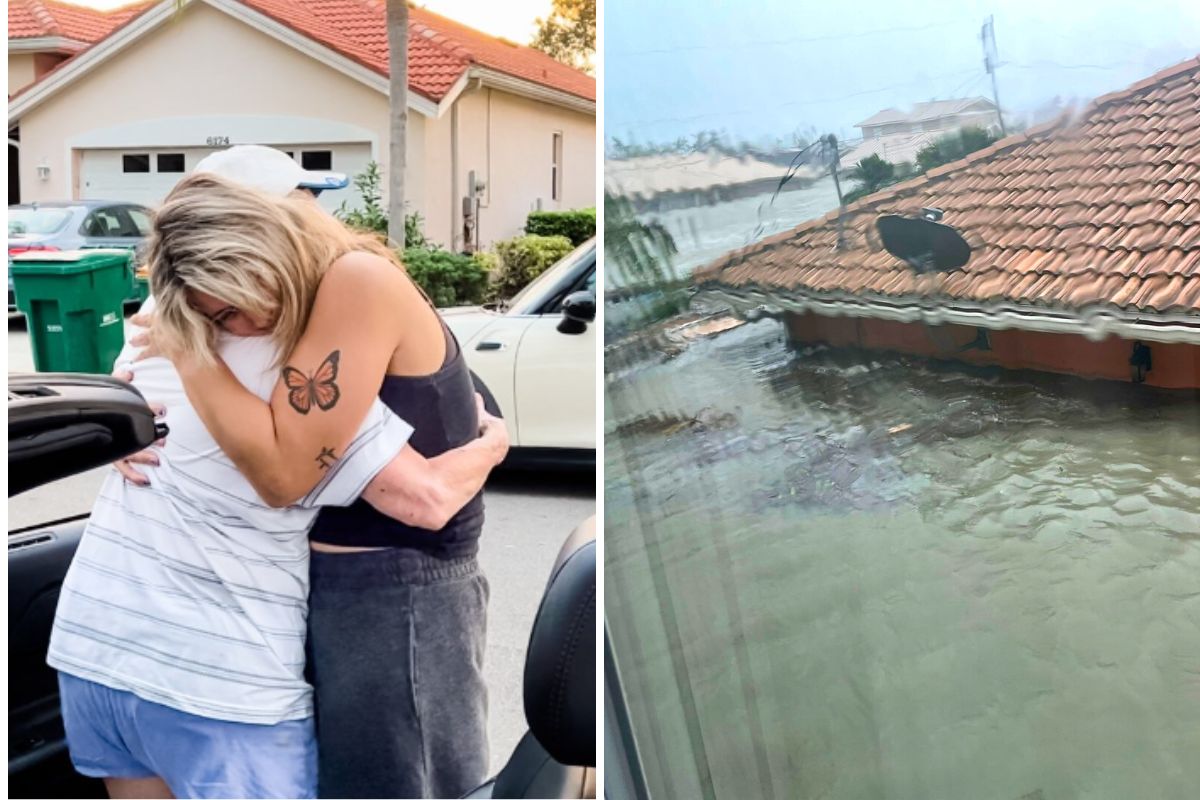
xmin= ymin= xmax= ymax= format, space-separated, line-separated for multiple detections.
xmin=694 ymin=58 xmax=1200 ymax=390
xmin=8 ymin=0 xmax=596 ymax=249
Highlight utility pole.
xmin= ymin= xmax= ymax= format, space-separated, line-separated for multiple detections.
xmin=826 ymin=133 xmax=847 ymax=250
xmin=981 ymin=15 xmax=1007 ymax=136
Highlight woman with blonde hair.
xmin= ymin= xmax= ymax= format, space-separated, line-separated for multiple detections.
xmin=141 ymin=170 xmax=493 ymax=798
xmin=50 ymin=150 xmax=506 ymax=800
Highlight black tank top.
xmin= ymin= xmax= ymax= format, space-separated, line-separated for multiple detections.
xmin=309 ymin=324 xmax=484 ymax=556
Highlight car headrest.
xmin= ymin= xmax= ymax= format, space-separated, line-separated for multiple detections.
xmin=524 ymin=518 xmax=596 ymax=768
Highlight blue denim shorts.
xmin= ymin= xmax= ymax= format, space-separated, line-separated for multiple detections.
xmin=58 ymin=672 xmax=316 ymax=799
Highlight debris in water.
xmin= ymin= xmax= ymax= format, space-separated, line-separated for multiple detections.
xmin=888 ymin=423 xmax=914 ymax=434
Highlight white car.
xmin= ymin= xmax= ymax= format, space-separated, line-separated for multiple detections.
xmin=442 ymin=239 xmax=596 ymax=468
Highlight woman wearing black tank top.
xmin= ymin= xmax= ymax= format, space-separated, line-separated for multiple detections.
xmin=141 ymin=173 xmax=503 ymax=798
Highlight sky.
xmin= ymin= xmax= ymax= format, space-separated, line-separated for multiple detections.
xmin=64 ymin=0 xmax=551 ymax=43
xmin=605 ymin=0 xmax=1200 ymax=148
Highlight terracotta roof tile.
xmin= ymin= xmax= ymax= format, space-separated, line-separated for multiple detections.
xmin=8 ymin=0 xmax=150 ymax=43
xmin=10 ymin=0 xmax=594 ymax=105
xmin=235 ymin=0 xmax=593 ymax=103
xmin=696 ymin=57 xmax=1200 ymax=317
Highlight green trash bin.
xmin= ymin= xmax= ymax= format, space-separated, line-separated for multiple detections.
xmin=11 ymin=249 xmax=132 ymax=374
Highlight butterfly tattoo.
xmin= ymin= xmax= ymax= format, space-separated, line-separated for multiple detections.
xmin=282 ymin=350 xmax=341 ymax=415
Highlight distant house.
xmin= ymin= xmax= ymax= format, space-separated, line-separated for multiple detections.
xmin=841 ymin=97 xmax=1001 ymax=172
xmin=8 ymin=0 xmax=596 ymax=249
xmin=856 ymin=97 xmax=1001 ymax=140
xmin=694 ymin=59 xmax=1200 ymax=390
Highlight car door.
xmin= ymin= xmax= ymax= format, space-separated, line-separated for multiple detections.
xmin=465 ymin=315 xmax=537 ymax=446
xmin=9 ymin=518 xmax=102 ymax=799
xmin=512 ymin=266 xmax=597 ymax=450
xmin=9 ymin=374 xmax=163 ymax=799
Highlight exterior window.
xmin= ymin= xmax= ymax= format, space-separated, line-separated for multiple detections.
xmin=157 ymin=153 xmax=184 ymax=173
xmin=301 ymin=150 xmax=332 ymax=170
xmin=122 ymin=154 xmax=150 ymax=173
xmin=552 ymin=133 xmax=563 ymax=201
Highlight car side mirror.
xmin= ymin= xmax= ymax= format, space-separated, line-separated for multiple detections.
xmin=557 ymin=291 xmax=595 ymax=335
xmin=9 ymin=373 xmax=167 ymax=496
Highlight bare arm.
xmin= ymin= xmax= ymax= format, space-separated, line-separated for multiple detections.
xmin=169 ymin=253 xmax=422 ymax=506
xmin=363 ymin=399 xmax=509 ymax=530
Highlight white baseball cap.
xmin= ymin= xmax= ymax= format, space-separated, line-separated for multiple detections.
xmin=193 ymin=145 xmax=350 ymax=196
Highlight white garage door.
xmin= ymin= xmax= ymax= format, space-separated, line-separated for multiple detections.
xmin=80 ymin=143 xmax=373 ymax=213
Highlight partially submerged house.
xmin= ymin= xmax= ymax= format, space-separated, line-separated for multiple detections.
xmin=605 ymin=150 xmax=822 ymax=212
xmin=693 ymin=58 xmax=1200 ymax=390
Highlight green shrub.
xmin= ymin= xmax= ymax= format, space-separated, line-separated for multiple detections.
xmin=401 ymin=247 xmax=490 ymax=307
xmin=472 ymin=250 xmax=499 ymax=274
xmin=491 ymin=234 xmax=574 ymax=299
xmin=336 ymin=161 xmax=428 ymax=248
xmin=524 ymin=208 xmax=596 ymax=246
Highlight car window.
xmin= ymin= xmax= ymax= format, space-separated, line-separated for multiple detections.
xmin=124 ymin=207 xmax=152 ymax=237
xmin=506 ymin=240 xmax=596 ymax=316
xmin=543 ymin=265 xmax=597 ymax=316
xmin=8 ymin=208 xmax=74 ymax=236
xmin=82 ymin=208 xmax=136 ymax=238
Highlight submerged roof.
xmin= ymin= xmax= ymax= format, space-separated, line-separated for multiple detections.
xmin=696 ymin=58 xmax=1200 ymax=319
xmin=605 ymin=151 xmax=819 ymax=198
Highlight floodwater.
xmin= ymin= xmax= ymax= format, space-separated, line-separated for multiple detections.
xmin=605 ymin=315 xmax=1200 ymax=798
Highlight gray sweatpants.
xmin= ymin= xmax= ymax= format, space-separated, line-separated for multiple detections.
xmin=306 ymin=548 xmax=489 ymax=799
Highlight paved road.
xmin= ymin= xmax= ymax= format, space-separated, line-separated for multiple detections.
xmin=8 ymin=316 xmax=596 ymax=776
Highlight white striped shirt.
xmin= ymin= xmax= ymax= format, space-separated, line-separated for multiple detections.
xmin=48 ymin=307 xmax=412 ymax=724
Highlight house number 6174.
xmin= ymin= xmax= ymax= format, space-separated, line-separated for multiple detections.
xmin=206 ymin=136 xmax=230 ymax=146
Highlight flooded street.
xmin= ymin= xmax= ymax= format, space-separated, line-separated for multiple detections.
xmin=605 ymin=317 xmax=1200 ymax=800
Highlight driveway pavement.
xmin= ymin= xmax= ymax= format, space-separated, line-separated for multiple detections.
xmin=8 ymin=315 xmax=596 ymax=775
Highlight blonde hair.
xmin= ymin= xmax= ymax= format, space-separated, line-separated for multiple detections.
xmin=146 ymin=172 xmax=398 ymax=366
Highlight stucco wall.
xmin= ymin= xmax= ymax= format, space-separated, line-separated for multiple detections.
xmin=784 ymin=311 xmax=1200 ymax=390
xmin=16 ymin=3 xmax=420 ymax=213
xmin=9 ymin=54 xmax=37 ymax=96
xmin=14 ymin=2 xmax=595 ymax=251
xmin=425 ymin=85 xmax=596 ymax=250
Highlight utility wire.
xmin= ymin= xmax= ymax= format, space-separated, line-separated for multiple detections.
xmin=609 ymin=20 xmax=962 ymax=56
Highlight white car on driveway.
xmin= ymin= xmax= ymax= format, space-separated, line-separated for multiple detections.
xmin=442 ymin=239 xmax=596 ymax=468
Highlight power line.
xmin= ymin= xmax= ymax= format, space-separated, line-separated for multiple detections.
xmin=608 ymin=20 xmax=962 ymax=57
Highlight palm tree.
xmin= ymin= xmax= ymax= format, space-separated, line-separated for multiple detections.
xmin=386 ymin=0 xmax=408 ymax=249
xmin=848 ymin=154 xmax=894 ymax=194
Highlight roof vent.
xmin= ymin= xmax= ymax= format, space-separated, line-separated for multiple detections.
xmin=921 ymin=207 xmax=943 ymax=221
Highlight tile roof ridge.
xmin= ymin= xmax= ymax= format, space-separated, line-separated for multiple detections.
xmin=1083 ymin=54 xmax=1200 ymax=111
xmin=45 ymin=0 xmax=147 ymax=15
xmin=8 ymin=0 xmax=156 ymax=100
xmin=26 ymin=0 xmax=61 ymax=36
xmin=409 ymin=5 xmax=495 ymax=64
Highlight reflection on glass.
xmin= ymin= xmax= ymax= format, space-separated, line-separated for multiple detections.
xmin=603 ymin=2 xmax=1200 ymax=797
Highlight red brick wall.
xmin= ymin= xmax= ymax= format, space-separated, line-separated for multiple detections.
xmin=783 ymin=312 xmax=1200 ymax=390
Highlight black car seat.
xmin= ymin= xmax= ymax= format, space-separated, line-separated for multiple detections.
xmin=465 ymin=520 xmax=596 ymax=799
